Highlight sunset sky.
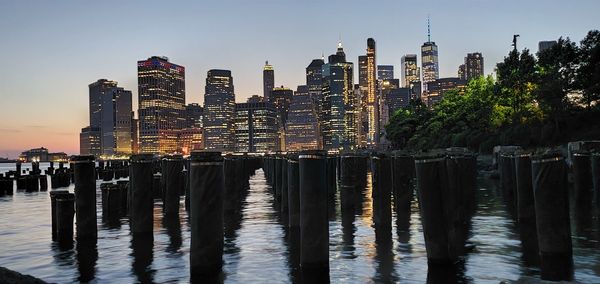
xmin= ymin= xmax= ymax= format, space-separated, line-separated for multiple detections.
xmin=0 ymin=0 xmax=598 ymax=158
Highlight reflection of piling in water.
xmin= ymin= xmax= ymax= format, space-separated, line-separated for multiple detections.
xmin=190 ymin=151 xmax=224 ymax=280
xmin=299 ymin=150 xmax=329 ymax=277
xmin=514 ymin=152 xmax=539 ymax=266
xmin=55 ymin=193 xmax=75 ymax=245
xmin=76 ymin=240 xmax=98 ymax=283
xmin=129 ymin=154 xmax=154 ymax=235
xmin=371 ymin=153 xmax=392 ymax=229
xmin=532 ymin=152 xmax=573 ymax=281
xmin=131 ymin=233 xmax=154 ymax=284
xmin=71 ymin=155 xmax=97 ymax=242
xmin=163 ymin=155 xmax=183 ymax=217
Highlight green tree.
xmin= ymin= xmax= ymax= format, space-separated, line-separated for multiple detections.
xmin=496 ymin=48 xmax=538 ymax=122
xmin=384 ymin=99 xmax=429 ymax=149
xmin=578 ymin=30 xmax=600 ymax=108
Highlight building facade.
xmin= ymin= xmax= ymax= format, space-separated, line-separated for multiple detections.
xmin=377 ymin=65 xmax=394 ymax=80
xmin=185 ymin=103 xmax=203 ymax=129
xmin=80 ymin=126 xmax=101 ymax=156
xmin=321 ymin=42 xmax=358 ymax=151
xmin=401 ymin=54 xmax=420 ymax=89
xmin=421 ymin=41 xmax=439 ymax=92
xmin=203 ymin=69 xmax=236 ymax=152
xmin=422 ymin=77 xmax=467 ymax=107
xmin=269 ymin=86 xmax=294 ymax=127
xmin=464 ymin=52 xmax=484 ymax=81
xmin=285 ymin=86 xmax=322 ymax=151
xmin=365 ymin=38 xmax=379 ymax=147
xmin=101 ymin=87 xmax=133 ymax=155
xmin=234 ymin=100 xmax=278 ymax=153
xmin=137 ymin=56 xmax=186 ymax=154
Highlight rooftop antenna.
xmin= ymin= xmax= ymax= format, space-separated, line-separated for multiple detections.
xmin=321 ymin=52 xmax=325 ymax=61
xmin=427 ymin=15 xmax=431 ymax=42
xmin=512 ymin=34 xmax=520 ymax=51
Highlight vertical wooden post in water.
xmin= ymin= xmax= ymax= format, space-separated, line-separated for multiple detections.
xmin=190 ymin=151 xmax=224 ymax=280
xmin=532 ymin=152 xmax=573 ymax=281
xmin=299 ymin=150 xmax=329 ymax=277
xmin=129 ymin=154 xmax=154 ymax=235
xmin=371 ymin=153 xmax=392 ymax=229
xmin=56 ymin=193 xmax=76 ymax=245
xmin=287 ymin=155 xmax=300 ymax=229
xmin=281 ymin=158 xmax=289 ymax=216
xmin=50 ymin=190 xmax=71 ymax=240
xmin=572 ymin=152 xmax=593 ymax=215
xmin=163 ymin=155 xmax=183 ymax=217
xmin=71 ymin=155 xmax=97 ymax=242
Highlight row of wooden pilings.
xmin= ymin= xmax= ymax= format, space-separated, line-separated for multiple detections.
xmin=48 ymin=153 xmax=261 ymax=282
xmin=498 ymin=150 xmax=600 ymax=281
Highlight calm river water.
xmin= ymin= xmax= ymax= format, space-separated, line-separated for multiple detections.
xmin=0 ymin=162 xmax=599 ymax=283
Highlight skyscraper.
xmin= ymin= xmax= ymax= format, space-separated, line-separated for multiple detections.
xmin=88 ymin=79 xmax=118 ymax=129
xmin=365 ymin=38 xmax=379 ymax=146
xmin=422 ymin=77 xmax=467 ymax=107
xmin=379 ymin=79 xmax=400 ymax=128
xmin=306 ymin=58 xmax=325 ymax=125
xmin=401 ymin=54 xmax=420 ymax=88
xmin=464 ymin=52 xmax=484 ymax=81
xmin=321 ymin=42 xmax=357 ymax=150
xmin=203 ymin=69 xmax=236 ymax=152
xmin=269 ymin=86 xmax=294 ymax=127
xmin=185 ymin=103 xmax=203 ymax=129
xmin=421 ymin=19 xmax=439 ymax=92
xmin=263 ymin=61 xmax=274 ymax=100
xmin=377 ymin=65 xmax=394 ymax=80
xmin=101 ymin=87 xmax=132 ymax=155
xmin=137 ymin=56 xmax=185 ymax=154
xmin=286 ymin=85 xmax=322 ymax=151
xmin=234 ymin=99 xmax=278 ymax=153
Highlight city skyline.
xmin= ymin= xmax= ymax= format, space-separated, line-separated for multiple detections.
xmin=1 ymin=0 xmax=599 ymax=157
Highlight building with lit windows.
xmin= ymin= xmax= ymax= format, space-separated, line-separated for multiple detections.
xmin=462 ymin=52 xmax=484 ymax=81
xmin=377 ymin=65 xmax=394 ymax=80
xmin=101 ymin=87 xmax=133 ymax=155
xmin=306 ymin=58 xmax=324 ymax=125
xmin=89 ymin=79 xmax=118 ymax=129
xmin=365 ymin=38 xmax=379 ymax=147
xmin=137 ymin=56 xmax=186 ymax=154
xmin=269 ymin=86 xmax=293 ymax=127
xmin=178 ymin=128 xmax=203 ymax=155
xmin=285 ymin=85 xmax=322 ymax=151
xmin=234 ymin=100 xmax=278 ymax=153
xmin=387 ymin=88 xmax=411 ymax=114
xmin=19 ymin=147 xmax=68 ymax=163
xmin=186 ymin=103 xmax=203 ymax=128
xmin=421 ymin=19 xmax=439 ymax=92
xmin=321 ymin=42 xmax=358 ymax=150
xmin=401 ymin=54 xmax=420 ymax=89
xmin=263 ymin=61 xmax=274 ymax=100
xmin=422 ymin=77 xmax=467 ymax=107
xmin=203 ymin=69 xmax=236 ymax=152
xmin=379 ymin=79 xmax=400 ymax=128
xmin=80 ymin=126 xmax=101 ymax=156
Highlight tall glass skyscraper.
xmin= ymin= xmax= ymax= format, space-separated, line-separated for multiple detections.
xmin=203 ymin=69 xmax=235 ymax=152
xmin=322 ymin=42 xmax=357 ymax=150
xmin=377 ymin=65 xmax=394 ymax=80
xmin=137 ymin=56 xmax=185 ymax=154
xmin=234 ymin=100 xmax=278 ymax=153
xmin=101 ymin=87 xmax=133 ymax=155
xmin=401 ymin=54 xmax=420 ymax=88
xmin=306 ymin=58 xmax=324 ymax=134
xmin=285 ymin=85 xmax=321 ymax=151
xmin=421 ymin=20 xmax=439 ymax=92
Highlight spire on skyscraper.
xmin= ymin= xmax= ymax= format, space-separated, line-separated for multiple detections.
xmin=427 ymin=15 xmax=431 ymax=43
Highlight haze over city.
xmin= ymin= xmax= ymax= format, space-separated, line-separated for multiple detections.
xmin=0 ymin=0 xmax=598 ymax=158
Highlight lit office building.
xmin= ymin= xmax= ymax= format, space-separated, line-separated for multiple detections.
xmin=286 ymin=85 xmax=322 ymax=151
xmin=401 ymin=54 xmax=420 ymax=88
xmin=263 ymin=61 xmax=274 ymax=100
xmin=89 ymin=79 xmax=118 ymax=129
xmin=365 ymin=38 xmax=379 ymax=147
xmin=234 ymin=100 xmax=278 ymax=153
xmin=80 ymin=126 xmax=101 ymax=156
xmin=422 ymin=77 xmax=467 ymax=107
xmin=377 ymin=65 xmax=394 ymax=80
xmin=421 ymin=19 xmax=439 ymax=92
xmin=306 ymin=58 xmax=324 ymax=124
xmin=379 ymin=79 xmax=400 ymax=128
xmin=463 ymin=52 xmax=484 ymax=81
xmin=185 ymin=103 xmax=203 ymax=128
xmin=101 ymin=87 xmax=133 ymax=155
xmin=203 ymin=69 xmax=236 ymax=152
xmin=137 ymin=56 xmax=186 ymax=154
xmin=321 ymin=42 xmax=358 ymax=150
xmin=178 ymin=128 xmax=203 ymax=155
xmin=387 ymin=88 xmax=411 ymax=114
xmin=269 ymin=86 xmax=294 ymax=126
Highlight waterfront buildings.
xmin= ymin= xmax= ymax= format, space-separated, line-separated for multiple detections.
xmin=203 ymin=69 xmax=236 ymax=152
xmin=19 ymin=147 xmax=68 ymax=162
xmin=285 ymin=85 xmax=322 ymax=151
xmin=79 ymin=126 xmax=101 ymax=156
xmin=137 ymin=56 xmax=186 ymax=154
xmin=263 ymin=61 xmax=274 ymax=100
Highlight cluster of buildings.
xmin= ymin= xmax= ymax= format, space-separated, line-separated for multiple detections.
xmin=80 ymin=26 xmax=488 ymax=156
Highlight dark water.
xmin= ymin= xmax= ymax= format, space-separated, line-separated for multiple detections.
xmin=1 ymin=162 xmax=599 ymax=283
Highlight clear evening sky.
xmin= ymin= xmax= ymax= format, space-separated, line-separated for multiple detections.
xmin=0 ymin=0 xmax=598 ymax=158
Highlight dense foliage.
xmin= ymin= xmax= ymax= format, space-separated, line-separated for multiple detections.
xmin=385 ymin=30 xmax=600 ymax=153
